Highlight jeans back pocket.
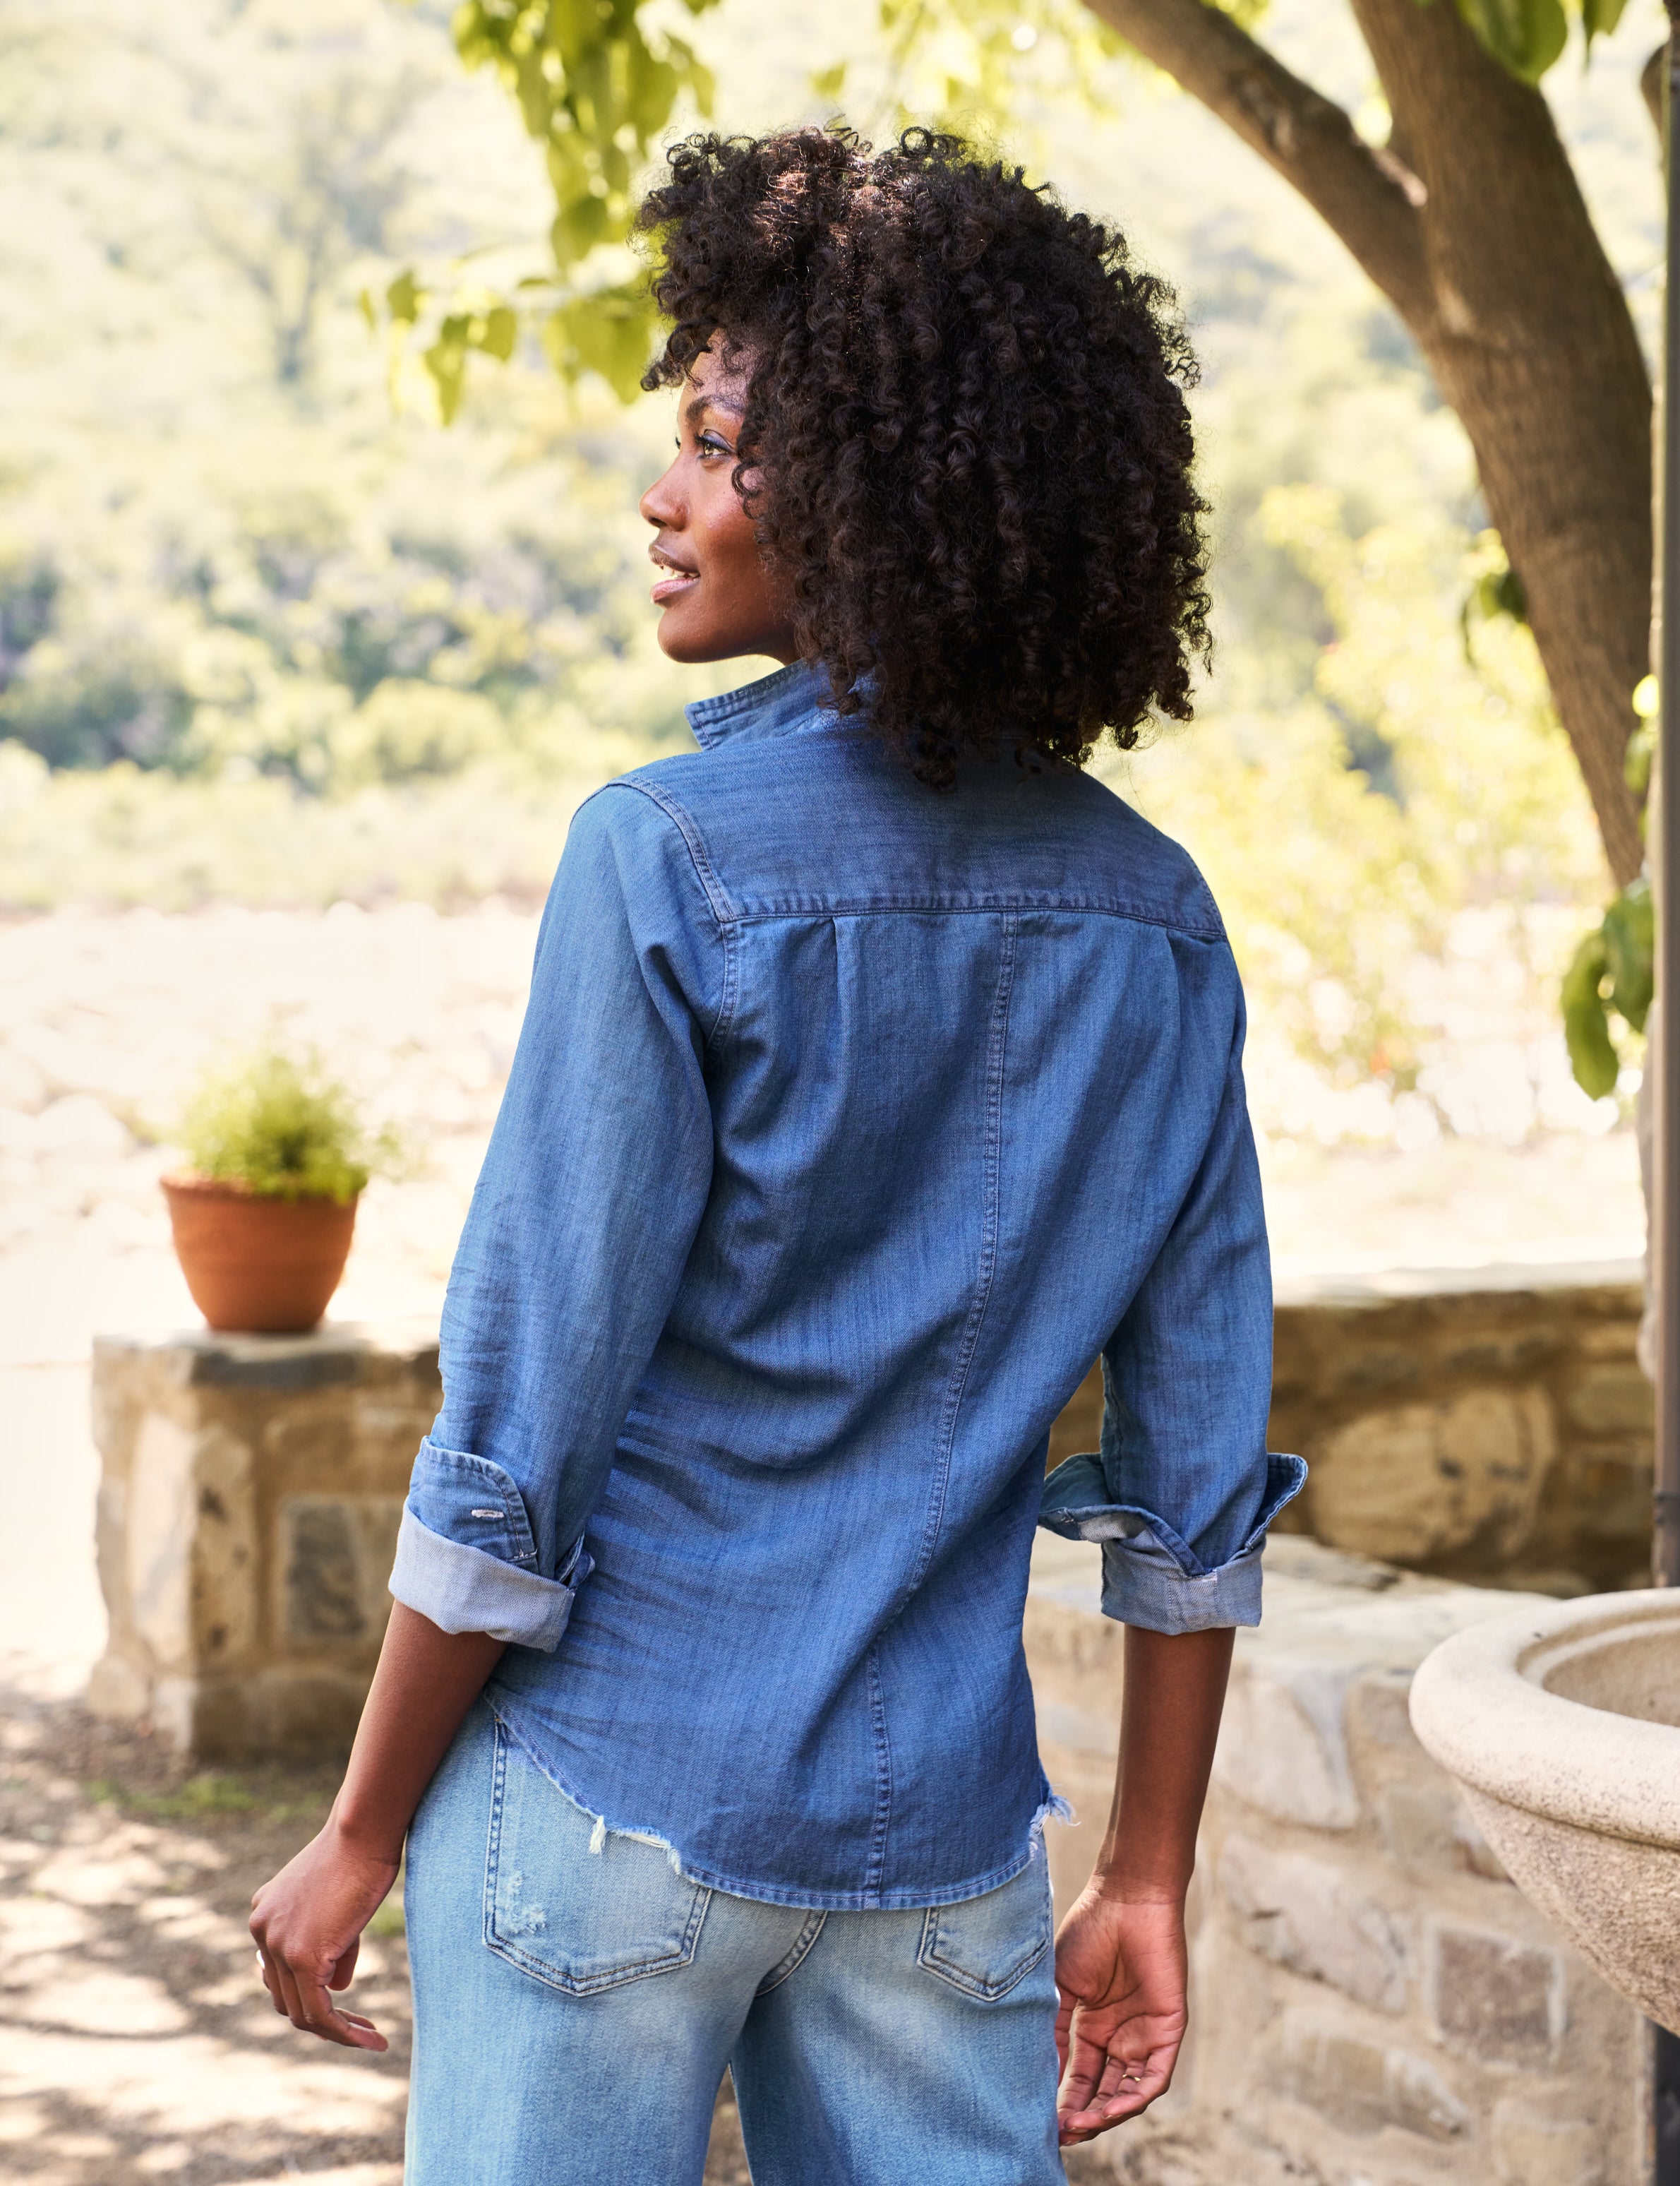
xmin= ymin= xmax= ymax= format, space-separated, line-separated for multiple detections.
xmin=917 ymin=1856 xmax=1052 ymax=2002
xmin=484 ymin=1721 xmax=711 ymax=1995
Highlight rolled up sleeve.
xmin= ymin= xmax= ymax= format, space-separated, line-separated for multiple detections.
xmin=389 ymin=1438 xmax=592 ymax=1650
xmin=1038 ymin=979 xmax=1305 ymax=1632
xmin=392 ymin=780 xmax=726 ymax=1647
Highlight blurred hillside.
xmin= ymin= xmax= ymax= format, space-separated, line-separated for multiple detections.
xmin=0 ymin=0 xmax=738 ymax=905
xmin=0 ymin=0 xmax=1665 ymax=1171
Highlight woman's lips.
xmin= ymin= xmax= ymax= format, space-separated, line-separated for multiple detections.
xmin=649 ymin=545 xmax=699 ymax=604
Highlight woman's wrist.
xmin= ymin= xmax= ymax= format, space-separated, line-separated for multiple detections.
xmin=325 ymin=1794 xmax=406 ymax=1869
xmin=1089 ymin=1844 xmax=1192 ymax=1906
xmin=1089 ymin=1875 xmax=1188 ymax=1906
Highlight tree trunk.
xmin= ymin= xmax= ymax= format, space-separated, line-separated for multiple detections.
xmin=1082 ymin=0 xmax=1651 ymax=886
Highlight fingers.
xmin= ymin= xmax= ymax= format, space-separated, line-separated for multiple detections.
xmin=1057 ymin=2051 xmax=1175 ymax=2141
xmin=1052 ymin=1993 xmax=1075 ymax=2081
xmin=1055 ymin=2023 xmax=1109 ymax=2129
xmin=271 ymin=1952 xmax=312 ymax=2031
xmin=255 ymin=1945 xmax=287 ymax=2019
xmin=252 ymin=1930 xmax=387 ymax=2050
xmin=274 ymin=1958 xmax=388 ymax=2048
xmin=295 ymin=1969 xmax=390 ymax=2050
xmin=1056 ymin=2013 xmax=1180 ymax=2144
xmin=328 ymin=1936 xmax=361 ymax=1991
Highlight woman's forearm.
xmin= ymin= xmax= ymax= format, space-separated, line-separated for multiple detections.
xmin=248 ymin=1603 xmax=505 ymax=2048
xmin=1092 ymin=1623 xmax=1234 ymax=1901
xmin=330 ymin=1602 xmax=506 ymax=1859
xmin=1052 ymin=1621 xmax=1235 ymax=2139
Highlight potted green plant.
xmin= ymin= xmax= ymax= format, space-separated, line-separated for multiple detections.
xmin=163 ymin=1046 xmax=400 ymax=1334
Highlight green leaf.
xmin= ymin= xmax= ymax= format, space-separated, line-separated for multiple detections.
xmin=553 ymin=193 xmax=611 ymax=263
xmin=1489 ymin=566 xmax=1525 ymax=621
xmin=1561 ymin=927 xmax=1619 ymax=1099
xmin=386 ymin=269 xmax=422 ymax=326
xmin=625 ymin=42 xmax=679 ymax=140
xmin=1581 ymin=0 xmax=1629 ymax=42
xmin=1458 ymin=530 xmax=1528 ymax=667
xmin=477 ymin=305 xmax=519 ymax=362
xmin=1602 ymin=877 xmax=1654 ymax=1034
xmin=811 ymin=61 xmax=848 ymax=100
xmin=564 ymin=292 xmax=656 ymax=401
xmin=1451 ymin=0 xmax=1568 ymax=83
xmin=423 ymin=313 xmax=472 ymax=425
xmin=1624 ymin=717 xmax=1654 ymax=799
xmin=539 ymin=307 xmax=573 ymax=380
xmin=176 ymin=1044 xmax=399 ymax=1202
xmin=1626 ymin=679 xmax=1656 ymax=801
xmin=1561 ymin=881 xmax=1652 ymax=1099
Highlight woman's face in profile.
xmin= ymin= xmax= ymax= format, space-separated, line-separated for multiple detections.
xmin=639 ymin=342 xmax=798 ymax=667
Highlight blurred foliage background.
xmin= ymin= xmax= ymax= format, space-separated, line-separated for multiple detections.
xmin=0 ymin=0 xmax=1662 ymax=1152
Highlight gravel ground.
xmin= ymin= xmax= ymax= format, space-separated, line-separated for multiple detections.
xmin=0 ymin=1678 xmax=769 ymax=2185
xmin=0 ymin=1680 xmax=1124 ymax=2183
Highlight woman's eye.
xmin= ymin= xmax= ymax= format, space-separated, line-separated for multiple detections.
xmin=698 ymin=434 xmax=733 ymax=460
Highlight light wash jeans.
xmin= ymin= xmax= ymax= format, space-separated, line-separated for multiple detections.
xmin=403 ymin=1705 xmax=1064 ymax=2185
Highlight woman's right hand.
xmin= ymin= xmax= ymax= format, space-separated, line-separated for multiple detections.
xmin=1052 ymin=1887 xmax=1189 ymax=2143
xmin=250 ymin=1814 xmax=399 ymax=2050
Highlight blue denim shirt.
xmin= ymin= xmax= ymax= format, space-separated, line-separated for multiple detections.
xmin=391 ymin=662 xmax=1304 ymax=1910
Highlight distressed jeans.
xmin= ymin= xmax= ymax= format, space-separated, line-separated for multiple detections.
xmin=402 ymin=1704 xmax=1064 ymax=2185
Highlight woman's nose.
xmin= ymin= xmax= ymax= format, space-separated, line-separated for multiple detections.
xmin=640 ymin=460 xmax=685 ymax=532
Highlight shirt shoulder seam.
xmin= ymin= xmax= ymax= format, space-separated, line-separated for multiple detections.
xmin=594 ymin=777 xmax=738 ymax=1050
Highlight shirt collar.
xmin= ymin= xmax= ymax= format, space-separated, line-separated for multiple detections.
xmin=684 ymin=659 xmax=839 ymax=751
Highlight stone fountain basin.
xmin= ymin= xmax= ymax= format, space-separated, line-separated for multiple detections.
xmin=1410 ymin=1588 xmax=1680 ymax=2034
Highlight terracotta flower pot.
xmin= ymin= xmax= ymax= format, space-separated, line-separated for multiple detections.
xmin=162 ymin=1174 xmax=359 ymax=1334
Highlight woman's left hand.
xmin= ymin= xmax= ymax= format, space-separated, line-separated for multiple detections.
xmin=1052 ymin=1887 xmax=1188 ymax=2143
xmin=249 ymin=1817 xmax=399 ymax=2050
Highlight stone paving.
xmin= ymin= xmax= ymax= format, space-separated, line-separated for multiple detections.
xmin=0 ymin=1673 xmax=777 ymax=2184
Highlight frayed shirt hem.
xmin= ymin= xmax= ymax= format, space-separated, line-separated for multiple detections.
xmin=486 ymin=1695 xmax=1074 ymax=1913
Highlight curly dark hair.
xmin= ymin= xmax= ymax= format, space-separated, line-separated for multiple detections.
xmin=637 ymin=126 xmax=1210 ymax=786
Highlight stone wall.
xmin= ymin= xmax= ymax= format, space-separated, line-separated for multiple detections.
xmin=1050 ymin=1261 xmax=1652 ymax=1596
xmin=88 ymin=1323 xmax=441 ymax=1758
xmin=1028 ymin=1531 xmax=1648 ymax=2184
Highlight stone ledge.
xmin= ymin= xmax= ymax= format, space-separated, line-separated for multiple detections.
xmin=1049 ymin=1261 xmax=1654 ymax=1594
xmin=94 ymin=1319 xmax=440 ymax=1389
xmin=90 ymin=1321 xmax=441 ymax=1760
xmin=1271 ymin=1256 xmax=1643 ymax=1307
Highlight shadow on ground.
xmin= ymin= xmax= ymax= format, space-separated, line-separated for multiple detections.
xmin=0 ymin=1680 xmax=1108 ymax=2183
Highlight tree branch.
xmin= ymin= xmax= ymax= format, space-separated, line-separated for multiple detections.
xmin=1079 ymin=0 xmax=1432 ymax=324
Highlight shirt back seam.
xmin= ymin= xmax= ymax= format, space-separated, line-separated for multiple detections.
xmin=912 ymin=909 xmax=1018 ymax=1603
xmin=719 ymin=902 xmax=1224 ymax=942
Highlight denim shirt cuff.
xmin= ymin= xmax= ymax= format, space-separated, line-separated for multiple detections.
xmin=1038 ymin=1451 xmax=1307 ymax=1635
xmin=388 ymin=1437 xmax=592 ymax=1652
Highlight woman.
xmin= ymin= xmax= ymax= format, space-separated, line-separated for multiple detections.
xmin=251 ymin=126 xmax=1302 ymax=2185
